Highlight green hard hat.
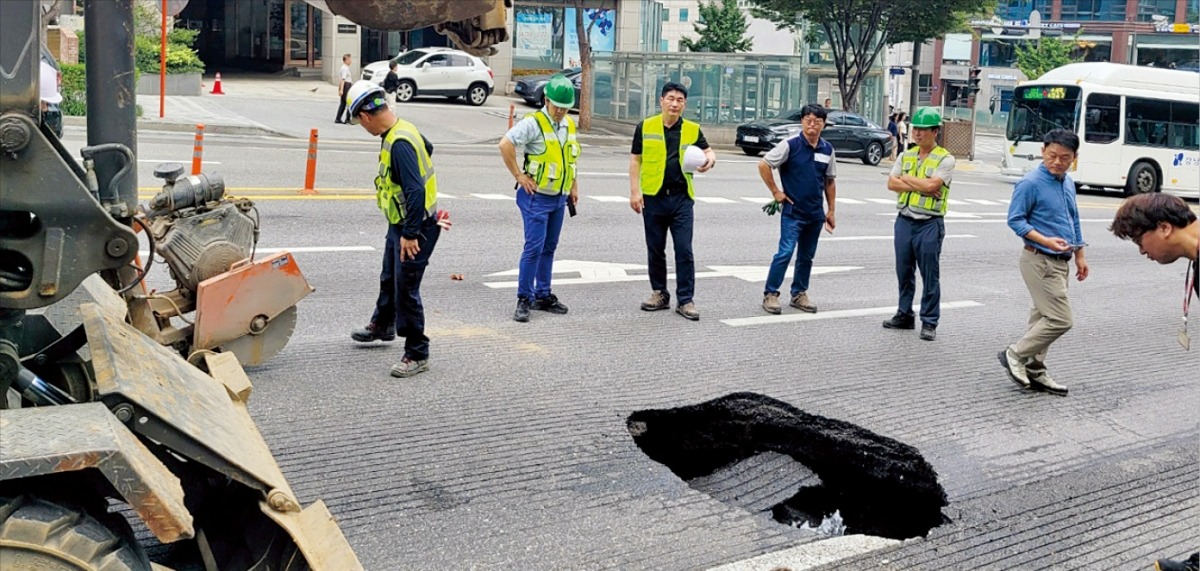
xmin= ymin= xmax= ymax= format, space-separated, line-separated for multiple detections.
xmin=911 ymin=106 xmax=942 ymax=128
xmin=544 ymin=74 xmax=576 ymax=108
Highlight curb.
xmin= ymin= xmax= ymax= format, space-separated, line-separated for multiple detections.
xmin=63 ymin=116 xmax=289 ymax=138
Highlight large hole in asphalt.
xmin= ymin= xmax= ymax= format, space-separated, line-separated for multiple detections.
xmin=626 ymin=392 xmax=949 ymax=540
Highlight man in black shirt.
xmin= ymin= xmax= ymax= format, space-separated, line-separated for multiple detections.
xmin=628 ymin=82 xmax=715 ymax=320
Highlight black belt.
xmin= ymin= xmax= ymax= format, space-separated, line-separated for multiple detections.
xmin=1024 ymin=244 xmax=1072 ymax=261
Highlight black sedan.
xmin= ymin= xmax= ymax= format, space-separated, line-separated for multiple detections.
xmin=736 ymin=110 xmax=894 ymax=166
xmin=513 ymin=67 xmax=582 ymax=108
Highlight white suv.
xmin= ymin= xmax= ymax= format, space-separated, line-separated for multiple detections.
xmin=361 ymin=48 xmax=494 ymax=106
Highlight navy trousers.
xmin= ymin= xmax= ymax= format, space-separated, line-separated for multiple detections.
xmin=370 ymin=218 xmax=441 ymax=360
xmin=893 ymin=215 xmax=944 ymax=327
xmin=516 ymin=189 xmax=567 ymax=301
xmin=643 ymin=190 xmax=695 ymax=304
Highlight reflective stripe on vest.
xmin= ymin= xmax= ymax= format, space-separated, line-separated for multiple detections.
xmin=522 ymin=111 xmax=580 ymax=195
xmin=896 ymin=146 xmax=951 ymax=216
xmin=639 ymin=114 xmax=699 ymax=198
xmin=375 ymin=118 xmax=438 ymax=225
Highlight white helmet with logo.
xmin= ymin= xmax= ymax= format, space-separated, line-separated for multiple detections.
xmin=344 ymin=80 xmax=387 ymax=125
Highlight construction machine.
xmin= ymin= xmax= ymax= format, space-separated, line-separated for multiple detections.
xmin=0 ymin=0 xmax=508 ymax=569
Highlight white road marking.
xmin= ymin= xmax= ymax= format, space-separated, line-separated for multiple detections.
xmin=589 ymin=195 xmax=628 ymax=202
xmin=439 ymin=193 xmax=456 ymax=199
xmin=138 ymin=159 xmax=222 ymax=165
xmin=472 ymin=193 xmax=511 ymax=200
xmin=951 ymin=181 xmax=987 ymax=186
xmin=578 ymin=172 xmax=629 ymax=177
xmin=822 ymin=234 xmax=976 ymax=241
xmin=947 ymin=198 xmax=969 ymax=205
xmin=866 ymin=198 xmax=895 ymax=205
xmin=695 ymin=197 xmax=737 ymax=204
xmin=721 ymin=301 xmax=984 ymax=327
xmin=837 ymin=198 xmax=867 ymax=204
xmin=965 ymin=199 xmax=1003 ymax=205
xmin=483 ymin=260 xmax=859 ymax=288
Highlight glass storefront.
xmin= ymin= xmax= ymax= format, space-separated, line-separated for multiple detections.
xmin=591 ymin=52 xmax=886 ymax=126
xmin=178 ymin=0 xmax=321 ymax=70
xmin=513 ymin=3 xmax=618 ymax=73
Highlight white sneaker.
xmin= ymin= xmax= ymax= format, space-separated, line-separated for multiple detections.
xmin=1029 ymin=371 xmax=1068 ymax=396
xmin=998 ymin=348 xmax=1030 ymax=388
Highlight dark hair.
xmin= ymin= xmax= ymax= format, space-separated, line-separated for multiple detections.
xmin=661 ymin=82 xmax=688 ymax=99
xmin=1042 ymin=128 xmax=1080 ymax=153
xmin=1109 ymin=193 xmax=1198 ymax=241
xmin=799 ymin=103 xmax=827 ymax=122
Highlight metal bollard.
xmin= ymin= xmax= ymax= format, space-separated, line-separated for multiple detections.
xmin=301 ymin=128 xmax=319 ymax=195
xmin=191 ymin=124 xmax=205 ymax=175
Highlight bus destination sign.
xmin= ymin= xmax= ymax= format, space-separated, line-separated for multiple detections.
xmin=1020 ymin=86 xmax=1070 ymax=100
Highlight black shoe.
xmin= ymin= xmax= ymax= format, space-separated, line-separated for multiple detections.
xmin=882 ymin=313 xmax=915 ymax=330
xmin=532 ymin=294 xmax=568 ymax=314
xmin=1155 ymin=553 xmax=1199 ymax=571
xmin=919 ymin=324 xmax=936 ymax=341
xmin=513 ymin=297 xmax=531 ymax=322
xmin=351 ymin=322 xmax=396 ymax=343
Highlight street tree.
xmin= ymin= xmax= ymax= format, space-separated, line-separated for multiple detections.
xmin=574 ymin=0 xmax=616 ymax=131
xmin=679 ymin=0 xmax=755 ymax=53
xmin=1014 ymin=36 xmax=1083 ymax=79
xmin=749 ymin=0 xmax=994 ymax=112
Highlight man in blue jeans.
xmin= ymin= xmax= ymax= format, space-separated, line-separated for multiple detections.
xmin=757 ymin=103 xmax=837 ymax=314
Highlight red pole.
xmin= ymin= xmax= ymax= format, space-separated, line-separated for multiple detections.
xmin=301 ymin=129 xmax=319 ymax=194
xmin=159 ymin=0 xmax=167 ymax=118
xmin=191 ymin=124 xmax=205 ymax=175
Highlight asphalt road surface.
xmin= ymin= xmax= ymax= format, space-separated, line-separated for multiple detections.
xmin=59 ymin=125 xmax=1199 ymax=570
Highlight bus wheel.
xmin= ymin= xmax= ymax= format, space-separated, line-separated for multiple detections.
xmin=1125 ymin=161 xmax=1158 ymax=196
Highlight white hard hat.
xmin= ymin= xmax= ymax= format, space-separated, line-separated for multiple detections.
xmin=344 ymin=80 xmax=386 ymax=125
xmin=682 ymin=145 xmax=707 ymax=173
xmin=40 ymin=60 xmax=61 ymax=105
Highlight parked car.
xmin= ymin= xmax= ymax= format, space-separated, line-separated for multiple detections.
xmin=361 ymin=47 xmax=494 ymax=106
xmin=514 ymin=67 xmax=582 ymax=108
xmin=736 ymin=109 xmax=894 ymax=166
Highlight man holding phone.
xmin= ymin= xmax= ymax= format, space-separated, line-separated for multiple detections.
xmin=998 ymin=129 xmax=1089 ymax=396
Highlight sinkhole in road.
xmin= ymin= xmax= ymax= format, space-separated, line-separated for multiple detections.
xmin=626 ymin=392 xmax=949 ymax=540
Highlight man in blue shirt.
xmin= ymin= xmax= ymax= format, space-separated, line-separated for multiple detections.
xmin=999 ymin=128 xmax=1089 ymax=396
xmin=757 ymin=103 xmax=837 ymax=314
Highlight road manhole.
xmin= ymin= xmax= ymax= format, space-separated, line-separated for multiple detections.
xmin=626 ymin=392 xmax=948 ymax=540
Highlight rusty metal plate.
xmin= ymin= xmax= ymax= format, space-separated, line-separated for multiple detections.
xmin=304 ymin=0 xmax=496 ymax=31
xmin=192 ymin=251 xmax=312 ymax=354
xmin=81 ymin=303 xmax=296 ymax=498
xmin=0 ymin=402 xmax=194 ymax=543
xmin=260 ymin=500 xmax=364 ymax=571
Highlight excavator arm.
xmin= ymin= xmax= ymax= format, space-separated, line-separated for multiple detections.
xmin=304 ymin=0 xmax=510 ymax=56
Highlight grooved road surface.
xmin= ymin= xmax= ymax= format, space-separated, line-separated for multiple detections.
xmin=64 ymin=100 xmax=1198 ymax=569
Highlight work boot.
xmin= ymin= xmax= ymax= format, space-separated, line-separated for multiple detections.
xmin=762 ymin=292 xmax=781 ymax=314
xmin=1155 ymin=553 xmax=1199 ymax=571
xmin=1028 ymin=371 xmax=1069 ymax=396
xmin=641 ymin=290 xmax=670 ymax=311
xmin=998 ymin=347 xmax=1031 ymax=388
xmin=390 ymin=356 xmax=429 ymax=378
xmin=533 ymin=294 xmax=568 ymax=314
xmin=790 ymin=292 xmax=817 ymax=313
xmin=882 ymin=312 xmax=915 ymax=330
xmin=351 ymin=322 xmax=396 ymax=343
xmin=675 ymin=302 xmax=700 ymax=321
xmin=513 ymin=297 xmax=532 ymax=322
xmin=919 ymin=324 xmax=937 ymax=341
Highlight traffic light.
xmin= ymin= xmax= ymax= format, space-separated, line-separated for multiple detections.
xmin=967 ymin=67 xmax=982 ymax=96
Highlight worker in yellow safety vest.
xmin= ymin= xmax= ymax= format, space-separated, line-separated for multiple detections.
xmin=628 ymin=81 xmax=716 ymax=321
xmin=499 ymin=74 xmax=581 ymax=323
xmin=882 ymin=106 xmax=954 ymax=342
xmin=345 ymin=80 xmax=442 ymax=379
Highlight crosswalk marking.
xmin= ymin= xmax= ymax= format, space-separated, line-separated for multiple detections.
xmin=472 ymin=193 xmax=511 ymax=200
xmin=965 ymin=199 xmax=1003 ymax=205
xmin=838 ymin=198 xmax=867 ymax=204
xmin=589 ymin=195 xmax=627 ymax=202
xmin=866 ymin=198 xmax=895 ymax=205
xmin=695 ymin=197 xmax=737 ymax=204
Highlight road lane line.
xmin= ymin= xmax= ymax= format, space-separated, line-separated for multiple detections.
xmin=822 ymin=234 xmax=975 ymax=241
xmin=589 ymin=195 xmax=628 ymax=202
xmin=721 ymin=301 xmax=984 ymax=327
xmin=472 ymin=193 xmax=511 ymax=200
xmin=695 ymin=197 xmax=737 ymax=204
xmin=965 ymin=199 xmax=1002 ymax=205
xmin=865 ymin=198 xmax=895 ymax=204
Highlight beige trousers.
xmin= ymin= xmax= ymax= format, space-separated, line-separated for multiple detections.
xmin=1012 ymin=248 xmax=1073 ymax=372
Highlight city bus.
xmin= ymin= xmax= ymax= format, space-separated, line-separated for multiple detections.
xmin=1001 ymin=62 xmax=1199 ymax=197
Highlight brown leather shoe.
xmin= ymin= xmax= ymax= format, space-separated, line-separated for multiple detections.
xmin=762 ymin=292 xmax=781 ymax=314
xmin=641 ymin=290 xmax=670 ymax=311
xmin=790 ymin=292 xmax=817 ymax=313
xmin=675 ymin=302 xmax=699 ymax=321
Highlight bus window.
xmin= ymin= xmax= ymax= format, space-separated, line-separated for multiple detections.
xmin=1126 ymin=97 xmax=1172 ymax=147
xmin=1006 ymin=85 xmax=1081 ymax=144
xmin=1169 ymin=101 xmax=1199 ymax=150
xmin=1084 ymin=93 xmax=1120 ymax=144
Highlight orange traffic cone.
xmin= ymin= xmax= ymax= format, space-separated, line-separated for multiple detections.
xmin=211 ymin=72 xmax=224 ymax=95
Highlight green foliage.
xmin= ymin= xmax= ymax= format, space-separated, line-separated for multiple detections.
xmin=748 ymin=0 xmax=993 ymax=110
xmin=131 ymin=2 xmax=205 ymax=74
xmin=77 ymin=29 xmax=85 ymax=65
xmin=679 ymin=0 xmax=754 ymax=53
xmin=59 ymin=63 xmax=87 ymax=116
xmin=1014 ymin=36 xmax=1083 ymax=79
